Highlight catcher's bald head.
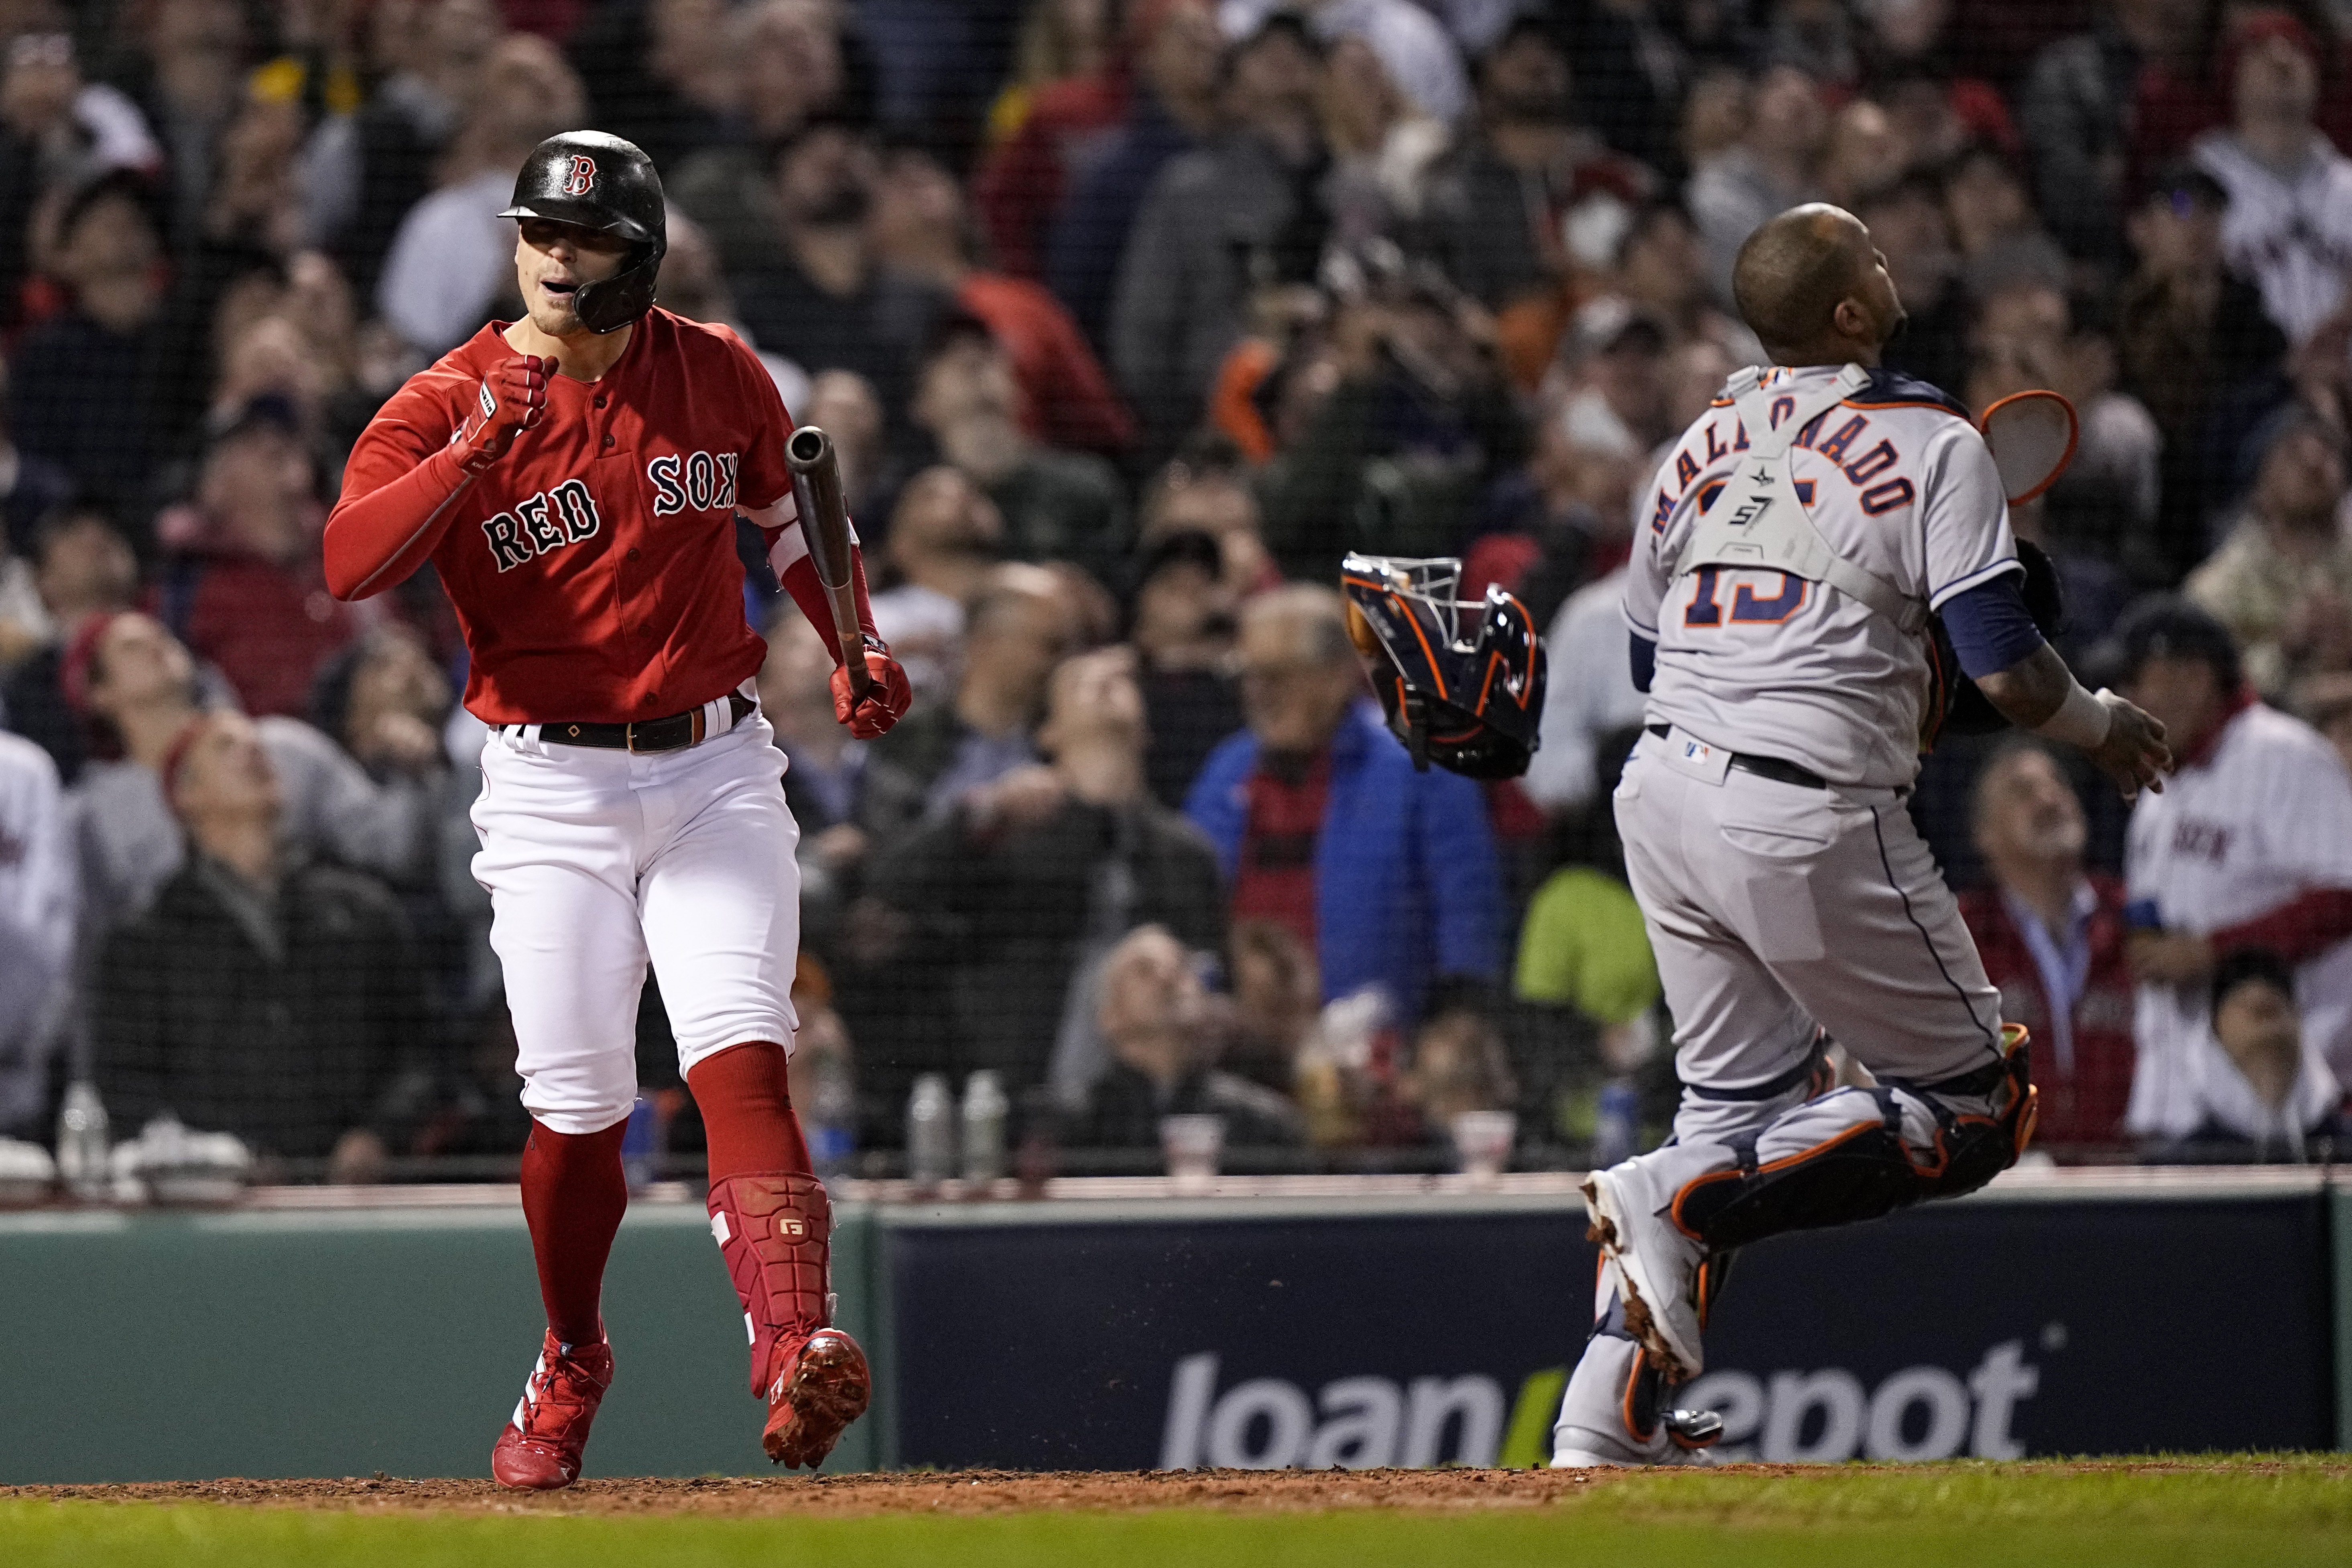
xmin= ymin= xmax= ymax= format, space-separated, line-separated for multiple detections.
xmin=1732 ymin=203 xmax=1902 ymax=364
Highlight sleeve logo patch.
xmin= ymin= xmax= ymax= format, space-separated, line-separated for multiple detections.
xmin=483 ymin=478 xmax=602 ymax=571
xmin=647 ymin=450 xmax=740 ymax=516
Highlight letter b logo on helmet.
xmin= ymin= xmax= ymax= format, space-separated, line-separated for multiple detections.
xmin=500 ymin=131 xmax=667 ymax=333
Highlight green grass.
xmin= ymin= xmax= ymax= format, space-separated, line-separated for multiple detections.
xmin=7 ymin=1460 xmax=2350 ymax=1568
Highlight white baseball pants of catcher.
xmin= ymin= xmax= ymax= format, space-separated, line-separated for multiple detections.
xmin=471 ymin=694 xmax=801 ymax=1137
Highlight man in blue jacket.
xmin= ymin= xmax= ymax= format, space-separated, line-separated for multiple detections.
xmin=1185 ymin=585 xmax=1503 ymax=1025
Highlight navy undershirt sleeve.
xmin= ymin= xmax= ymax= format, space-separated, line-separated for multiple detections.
xmin=1629 ymin=632 xmax=1656 ymax=693
xmin=1942 ymin=568 xmax=2045 ymax=679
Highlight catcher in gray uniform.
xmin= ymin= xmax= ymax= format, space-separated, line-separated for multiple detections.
xmin=1549 ymin=204 xmax=2172 ymax=1466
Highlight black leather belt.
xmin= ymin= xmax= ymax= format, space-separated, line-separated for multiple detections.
xmin=538 ymin=693 xmax=756 ymax=754
xmin=1646 ymin=723 xmax=1825 ymax=790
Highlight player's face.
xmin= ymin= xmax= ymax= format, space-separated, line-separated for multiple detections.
xmin=514 ymin=218 xmax=633 ymax=337
xmin=1848 ymin=230 xmax=1908 ymax=349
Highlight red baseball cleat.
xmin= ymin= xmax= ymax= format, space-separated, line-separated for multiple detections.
xmin=491 ymin=1330 xmax=614 ymax=1490
xmin=761 ymin=1324 xmax=871 ymax=1468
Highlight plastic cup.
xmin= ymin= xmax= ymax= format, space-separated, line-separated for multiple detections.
xmin=1449 ymin=1110 xmax=1517 ymax=1186
xmin=1159 ymin=1114 xmax=1225 ymax=1192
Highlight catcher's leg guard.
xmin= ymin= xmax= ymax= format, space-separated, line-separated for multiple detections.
xmin=1551 ymin=1263 xmax=1726 ymax=1467
xmin=1671 ymin=1024 xmax=2036 ymax=1251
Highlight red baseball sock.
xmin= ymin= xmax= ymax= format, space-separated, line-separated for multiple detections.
xmin=518 ymin=1119 xmax=630 ymax=1348
xmin=688 ymin=1041 xmax=813 ymax=1183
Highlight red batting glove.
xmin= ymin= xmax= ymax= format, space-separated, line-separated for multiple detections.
xmin=452 ymin=355 xmax=553 ymax=474
xmin=831 ymin=641 xmax=912 ymax=739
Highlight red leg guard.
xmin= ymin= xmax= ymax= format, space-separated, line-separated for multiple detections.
xmin=707 ymin=1172 xmax=835 ymax=1395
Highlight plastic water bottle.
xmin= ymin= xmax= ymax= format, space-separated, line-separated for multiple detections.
xmin=906 ymin=1074 xmax=956 ymax=1186
xmin=960 ymin=1070 xmax=1008 ymax=1186
xmin=1594 ymin=1077 xmax=1641 ymax=1169
xmin=57 ymin=1082 xmax=110 ymax=1203
xmin=807 ymin=1046 xmax=857 ymax=1177
xmin=620 ymin=1096 xmax=659 ymax=1192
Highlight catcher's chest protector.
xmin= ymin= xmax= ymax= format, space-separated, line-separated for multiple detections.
xmin=1672 ymin=364 xmax=1928 ymax=637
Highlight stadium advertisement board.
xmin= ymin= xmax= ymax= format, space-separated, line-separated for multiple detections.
xmin=886 ymin=1192 xmax=2335 ymax=1469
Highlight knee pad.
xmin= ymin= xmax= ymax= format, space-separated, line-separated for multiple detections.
xmin=1672 ymin=1025 xmax=2034 ymax=1251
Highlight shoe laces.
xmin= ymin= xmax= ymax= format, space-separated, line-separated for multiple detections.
xmin=518 ymin=1345 xmax=608 ymax=1441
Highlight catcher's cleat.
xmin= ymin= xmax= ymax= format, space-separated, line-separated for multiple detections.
xmin=761 ymin=1325 xmax=871 ymax=1468
xmin=491 ymin=1330 xmax=613 ymax=1490
xmin=1583 ymin=1161 xmax=1707 ymax=1382
xmin=1550 ymin=1332 xmax=1722 ymax=1468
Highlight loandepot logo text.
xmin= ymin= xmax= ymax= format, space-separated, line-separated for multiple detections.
xmin=1156 ymin=1340 xmax=2040 ymax=1468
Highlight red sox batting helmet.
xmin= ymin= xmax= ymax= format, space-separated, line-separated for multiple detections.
xmin=1341 ymin=553 xmax=1547 ymax=779
xmin=500 ymin=130 xmax=667 ymax=333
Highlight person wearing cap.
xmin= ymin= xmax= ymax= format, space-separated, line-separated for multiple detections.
xmin=2147 ymin=946 xmax=2344 ymax=1160
xmin=2112 ymin=596 xmax=2352 ymax=1132
xmin=2116 ymin=160 xmax=2290 ymax=578
xmin=2189 ymin=10 xmax=2352 ymax=346
xmin=90 ymin=710 xmax=423 ymax=1182
xmin=1128 ymin=526 xmax=1244 ymax=807
xmin=0 ymin=506 xmax=138 ymax=786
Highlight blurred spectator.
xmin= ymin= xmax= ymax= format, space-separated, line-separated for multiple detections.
xmin=869 ymin=465 xmax=1003 ymax=700
xmin=760 ymin=613 xmax=923 ymax=969
xmin=2116 ymin=161 xmax=2290 ymax=576
xmin=93 ymin=711 xmax=423 ymax=1176
xmin=1065 ymin=921 xmax=1299 ymax=1148
xmin=1687 ymin=65 xmax=1825 ymax=310
xmin=1044 ymin=0 xmax=1222 ymax=349
xmin=307 ymin=623 xmax=451 ymax=780
xmin=1315 ymin=20 xmax=1448 ymax=253
xmin=69 ymin=611 xmax=434 ymax=932
xmin=1956 ymin=740 xmax=2137 ymax=1149
xmin=872 ymin=142 xmax=1133 ymax=455
xmin=1256 ymin=262 xmax=1526 ymax=578
xmin=0 ymin=732 xmax=73 ymax=1139
xmin=669 ymin=0 xmax=870 ymax=277
xmin=1403 ymin=983 xmax=1517 ymax=1133
xmin=866 ymin=562 xmax=1068 ymax=814
xmin=2190 ymin=12 xmax=2352 ymax=347
xmin=801 ymin=368 xmax=893 ymax=525
xmin=1521 ymin=564 xmax=1646 ymax=818
xmin=2188 ymin=947 xmax=2345 ymax=1158
xmin=0 ymin=30 xmax=161 ymax=327
xmin=1127 ymin=528 xmax=1242 ymax=808
xmin=909 ymin=313 xmax=1128 ymax=581
xmin=1186 ymin=586 xmax=1502 ymax=1025
xmin=154 ymin=407 xmax=360 ymax=721
xmin=972 ymin=0 xmax=1126 ymax=281
xmin=1110 ymin=13 xmax=1332 ymax=458
xmin=1135 ymin=435 xmax=1279 ymax=593
xmin=869 ymin=647 xmax=1224 ymax=1105
xmin=1224 ymin=914 xmax=1317 ymax=1092
xmin=648 ymin=210 xmax=811 ymax=414
xmin=1943 ymin=143 xmax=2069 ymax=302
xmin=0 ymin=370 xmax=75 ymax=561
xmin=1610 ymin=201 xmax=1765 ymax=370
xmin=1818 ymin=98 xmax=1908 ymax=212
xmin=1856 ymin=172 xmax=1969 ymax=396
xmin=2115 ymin=597 xmax=2352 ymax=1123
xmin=8 ymin=173 xmax=169 ymax=517
xmin=1420 ymin=18 xmax=1651 ymax=320
xmin=374 ymin=31 xmax=586 ymax=357
xmin=2186 ymin=411 xmax=2352 ymax=698
xmin=2297 ymin=670 xmax=2352 ymax=777
xmin=1549 ymin=0 xmax=1690 ymax=176
xmin=2019 ymin=0 xmax=2201 ymax=271
xmin=2 ymin=508 xmax=140 ymax=785
xmin=731 ymin=118 xmax=952 ymax=442
xmin=317 ymin=0 xmax=500 ymax=301
xmin=561 ymin=0 xmax=735 ymax=174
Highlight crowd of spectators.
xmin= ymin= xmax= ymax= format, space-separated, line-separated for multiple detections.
xmin=2 ymin=0 xmax=2351 ymax=1178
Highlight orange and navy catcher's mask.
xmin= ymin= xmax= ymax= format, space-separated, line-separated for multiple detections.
xmin=1340 ymin=554 xmax=1547 ymax=780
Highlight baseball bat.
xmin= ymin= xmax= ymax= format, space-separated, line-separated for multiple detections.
xmin=784 ymin=424 xmax=872 ymax=704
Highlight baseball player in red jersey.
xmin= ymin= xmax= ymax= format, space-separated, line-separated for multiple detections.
xmin=324 ymin=131 xmax=911 ymax=1489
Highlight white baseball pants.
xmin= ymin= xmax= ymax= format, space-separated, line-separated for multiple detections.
xmin=472 ymin=701 xmax=801 ymax=1135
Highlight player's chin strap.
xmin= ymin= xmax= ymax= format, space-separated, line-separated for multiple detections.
xmin=1672 ymin=364 xmax=1928 ymax=638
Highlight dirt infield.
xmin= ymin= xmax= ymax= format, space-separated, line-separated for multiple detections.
xmin=5 ymin=1459 xmax=2333 ymax=1518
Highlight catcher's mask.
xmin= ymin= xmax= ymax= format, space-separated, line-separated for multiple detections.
xmin=1341 ymin=554 xmax=1546 ymax=779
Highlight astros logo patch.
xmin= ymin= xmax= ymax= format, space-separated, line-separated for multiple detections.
xmin=561 ymin=154 xmax=597 ymax=196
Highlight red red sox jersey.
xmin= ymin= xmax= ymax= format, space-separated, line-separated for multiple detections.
xmin=336 ymin=309 xmax=795 ymax=724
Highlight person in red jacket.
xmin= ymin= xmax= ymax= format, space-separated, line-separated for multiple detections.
xmin=323 ymin=130 xmax=909 ymax=1489
xmin=1957 ymin=739 xmax=2138 ymax=1151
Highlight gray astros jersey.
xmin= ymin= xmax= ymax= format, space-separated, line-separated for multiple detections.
xmin=1623 ymin=364 xmax=2016 ymax=787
